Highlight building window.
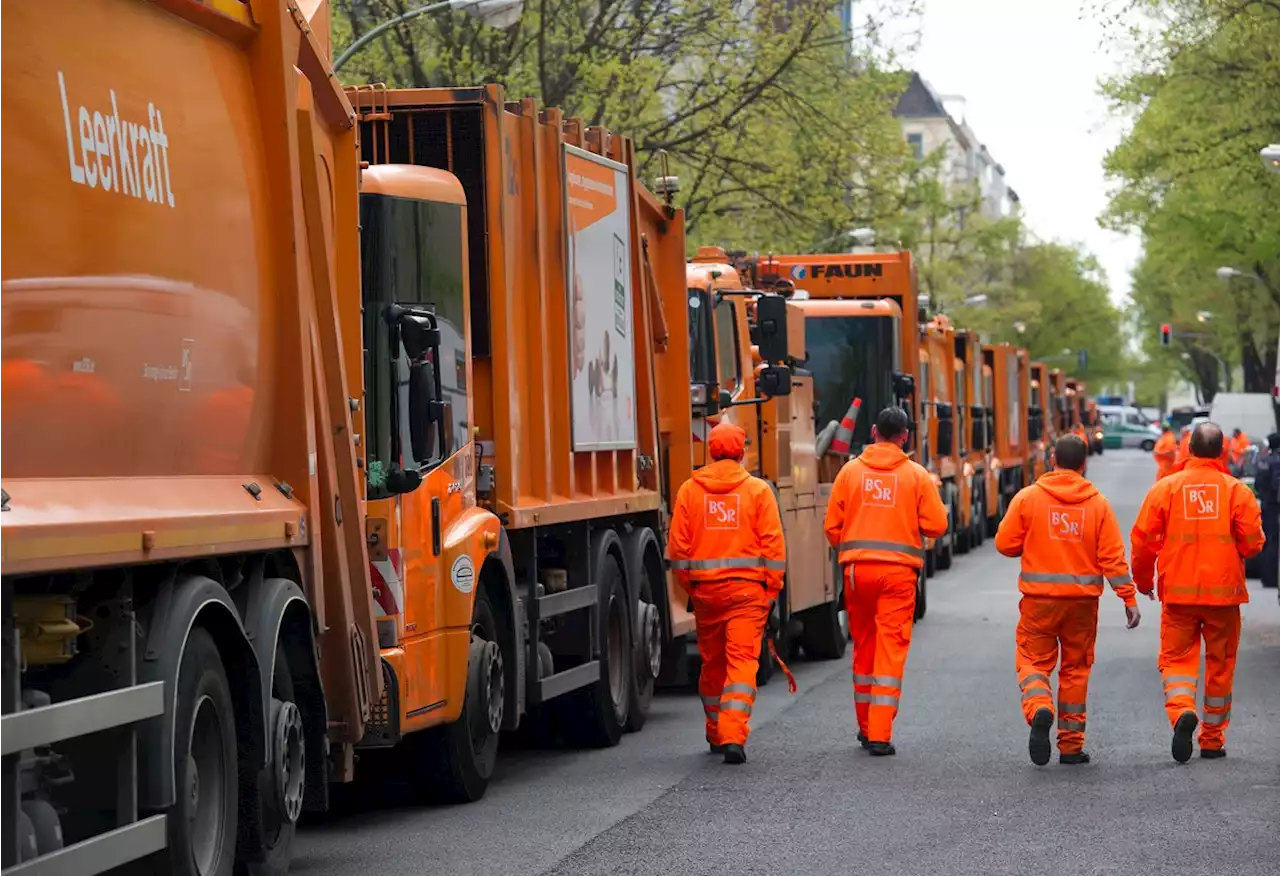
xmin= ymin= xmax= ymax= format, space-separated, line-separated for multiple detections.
xmin=907 ymin=133 xmax=923 ymax=160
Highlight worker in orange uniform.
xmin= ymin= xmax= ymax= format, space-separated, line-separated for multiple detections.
xmin=995 ymin=435 xmax=1140 ymax=766
xmin=1130 ymin=423 xmax=1265 ymax=763
xmin=1152 ymin=424 xmax=1178 ymax=481
xmin=824 ymin=406 xmax=948 ymax=756
xmin=1174 ymin=425 xmax=1192 ymax=467
xmin=668 ymin=422 xmax=786 ymax=765
xmin=1228 ymin=428 xmax=1251 ymax=471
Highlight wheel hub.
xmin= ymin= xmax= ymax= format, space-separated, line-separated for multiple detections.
xmin=469 ymin=636 xmax=504 ymax=736
xmin=636 ymin=600 xmax=662 ymax=679
xmin=270 ymin=699 xmax=306 ymax=824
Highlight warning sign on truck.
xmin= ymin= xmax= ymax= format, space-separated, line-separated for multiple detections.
xmin=564 ymin=144 xmax=636 ymax=451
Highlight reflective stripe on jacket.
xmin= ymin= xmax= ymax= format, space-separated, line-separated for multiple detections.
xmin=824 ymin=442 xmax=949 ymax=570
xmin=995 ymin=469 xmax=1136 ymax=604
xmin=667 ymin=459 xmax=786 ymax=593
xmin=1130 ymin=457 xmax=1265 ymax=605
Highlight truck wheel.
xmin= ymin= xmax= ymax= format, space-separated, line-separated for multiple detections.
xmin=936 ymin=517 xmax=954 ymax=571
xmin=800 ymin=591 xmax=847 ymax=660
xmin=955 ymin=495 xmax=971 ymax=555
xmin=171 ymin=628 xmax=238 ymax=876
xmin=913 ymin=565 xmax=928 ymax=621
xmin=565 ymin=556 xmax=631 ymax=747
xmin=241 ymin=647 xmax=303 ymax=876
xmin=417 ymin=590 xmax=503 ymax=802
xmin=624 ymin=535 xmax=663 ymax=733
xmin=925 ymin=545 xmax=937 ymax=578
xmin=756 ymin=595 xmax=781 ymax=687
xmin=971 ymin=492 xmax=986 ymax=547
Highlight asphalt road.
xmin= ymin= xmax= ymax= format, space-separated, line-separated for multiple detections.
xmin=295 ymin=450 xmax=1280 ymax=876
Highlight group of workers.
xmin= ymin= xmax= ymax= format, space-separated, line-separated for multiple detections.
xmin=1151 ymin=422 xmax=1256 ymax=479
xmin=668 ymin=408 xmax=1265 ymax=767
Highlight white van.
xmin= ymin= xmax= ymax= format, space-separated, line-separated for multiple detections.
xmin=1207 ymin=393 xmax=1278 ymax=443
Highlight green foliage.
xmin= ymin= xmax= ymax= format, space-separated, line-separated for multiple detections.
xmin=1101 ymin=0 xmax=1280 ymax=399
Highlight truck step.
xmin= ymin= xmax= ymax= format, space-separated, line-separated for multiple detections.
xmin=533 ymin=661 xmax=600 ymax=703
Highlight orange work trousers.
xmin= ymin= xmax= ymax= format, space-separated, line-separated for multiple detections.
xmin=693 ymin=579 xmax=771 ymax=746
xmin=845 ymin=562 xmax=917 ymax=743
xmin=1159 ymin=604 xmax=1241 ymax=750
xmin=1015 ymin=596 xmax=1098 ymax=755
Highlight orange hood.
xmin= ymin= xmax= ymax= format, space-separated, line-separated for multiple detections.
xmin=857 ymin=442 xmax=912 ymax=472
xmin=1034 ymin=469 xmax=1097 ymax=505
xmin=692 ymin=459 xmax=751 ymax=494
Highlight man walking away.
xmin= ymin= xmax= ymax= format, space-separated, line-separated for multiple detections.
xmin=824 ymin=406 xmax=949 ymax=756
xmin=1251 ymin=433 xmax=1280 ymax=593
xmin=1229 ymin=428 xmax=1252 ymax=472
xmin=1152 ymin=424 xmax=1177 ymax=482
xmin=1131 ymin=423 xmax=1265 ymax=763
xmin=995 ymin=435 xmax=1140 ymax=766
xmin=668 ymin=422 xmax=786 ymax=765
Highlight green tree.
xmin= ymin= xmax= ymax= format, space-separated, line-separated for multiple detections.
xmin=1101 ymin=0 xmax=1280 ymax=398
xmin=334 ymin=0 xmax=923 ymax=252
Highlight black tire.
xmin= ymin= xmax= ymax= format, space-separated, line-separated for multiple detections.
xmin=955 ymin=495 xmax=971 ymax=555
xmin=565 ymin=556 xmax=631 ymax=747
xmin=239 ymin=645 xmax=303 ymax=876
xmin=170 ymin=628 xmax=238 ymax=876
xmin=756 ymin=598 xmax=780 ymax=686
xmin=936 ymin=504 xmax=954 ymax=571
xmin=416 ymin=590 xmax=503 ymax=802
xmin=925 ymin=544 xmax=937 ymax=578
xmin=799 ymin=587 xmax=847 ymax=660
xmin=1141 ymin=439 xmax=1155 ymax=452
xmin=913 ymin=565 xmax=927 ymax=621
xmin=624 ymin=537 xmax=662 ymax=733
xmin=972 ymin=490 xmax=986 ymax=547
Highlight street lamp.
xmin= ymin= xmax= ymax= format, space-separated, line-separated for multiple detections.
xmin=335 ymin=0 xmax=524 ymax=73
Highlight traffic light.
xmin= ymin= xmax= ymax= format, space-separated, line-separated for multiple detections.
xmin=1160 ymin=323 xmax=1172 ymax=346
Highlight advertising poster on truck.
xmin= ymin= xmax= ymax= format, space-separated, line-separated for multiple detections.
xmin=565 ymin=144 xmax=637 ymax=450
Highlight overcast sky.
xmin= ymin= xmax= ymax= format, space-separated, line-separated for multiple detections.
xmin=902 ymin=0 xmax=1142 ymax=305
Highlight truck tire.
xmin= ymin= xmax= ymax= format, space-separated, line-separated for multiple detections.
xmin=623 ymin=531 xmax=663 ymax=733
xmin=564 ymin=556 xmax=631 ymax=747
xmin=799 ymin=572 xmax=847 ymax=660
xmin=954 ymin=492 xmax=971 ymax=555
xmin=913 ymin=564 xmax=927 ymax=621
xmin=416 ymin=589 xmax=503 ymax=802
xmin=170 ymin=628 xmax=238 ymax=876
xmin=971 ymin=489 xmax=986 ymax=547
xmin=936 ymin=511 xmax=954 ymax=571
xmin=241 ymin=647 xmax=303 ymax=876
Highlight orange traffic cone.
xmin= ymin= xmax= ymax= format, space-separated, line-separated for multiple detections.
xmin=828 ymin=398 xmax=863 ymax=456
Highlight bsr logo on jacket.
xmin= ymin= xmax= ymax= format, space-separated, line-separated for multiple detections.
xmin=704 ymin=494 xmax=741 ymax=530
xmin=1182 ymin=484 xmax=1219 ymax=519
xmin=1048 ymin=506 xmax=1085 ymax=542
xmin=863 ymin=473 xmax=897 ymax=506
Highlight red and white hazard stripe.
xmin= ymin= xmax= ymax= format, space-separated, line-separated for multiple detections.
xmin=370 ymin=548 xmax=404 ymax=617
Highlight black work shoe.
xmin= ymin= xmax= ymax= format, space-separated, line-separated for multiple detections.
xmin=1172 ymin=712 xmax=1198 ymax=764
xmin=867 ymin=742 xmax=896 ymax=756
xmin=722 ymin=744 xmax=747 ymax=765
xmin=1029 ymin=708 xmax=1053 ymax=766
xmin=1200 ymin=747 xmax=1227 ymax=760
xmin=1059 ymin=751 xmax=1091 ymax=765
xmin=856 ymin=732 xmax=870 ymax=750
xmin=708 ymin=743 xmax=725 ymax=755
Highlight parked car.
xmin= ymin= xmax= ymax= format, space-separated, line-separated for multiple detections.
xmin=1101 ymin=411 xmax=1162 ymax=451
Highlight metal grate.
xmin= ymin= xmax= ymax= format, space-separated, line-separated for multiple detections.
xmin=356 ymin=660 xmax=400 ymax=748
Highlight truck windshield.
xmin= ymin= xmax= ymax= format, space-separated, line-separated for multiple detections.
xmin=805 ymin=315 xmax=898 ymax=454
xmin=361 ymin=193 xmax=470 ymax=492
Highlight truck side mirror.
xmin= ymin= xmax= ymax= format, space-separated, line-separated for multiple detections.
xmin=385 ymin=304 xmax=446 ymax=488
xmin=718 ymin=388 xmax=733 ymax=408
xmin=757 ymin=364 xmax=792 ymax=398
xmin=755 ymin=294 xmax=789 ymax=364
xmin=893 ymin=371 xmax=915 ymax=398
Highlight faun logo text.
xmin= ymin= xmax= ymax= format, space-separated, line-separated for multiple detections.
xmin=58 ymin=71 xmax=175 ymax=208
xmin=790 ymin=263 xmax=884 ymax=281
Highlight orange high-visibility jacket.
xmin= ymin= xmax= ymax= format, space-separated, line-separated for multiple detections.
xmin=668 ymin=459 xmax=786 ymax=594
xmin=1229 ymin=432 xmax=1252 ymax=464
xmin=1175 ymin=432 xmax=1191 ymax=465
xmin=1130 ymin=457 xmax=1265 ymax=605
xmin=995 ymin=469 xmax=1136 ymax=604
xmin=1153 ymin=432 xmax=1177 ymax=478
xmin=824 ymin=442 xmax=949 ymax=570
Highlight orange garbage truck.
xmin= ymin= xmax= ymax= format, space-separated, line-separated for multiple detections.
xmin=920 ymin=316 xmax=976 ymax=562
xmin=684 ymin=250 xmax=846 ymax=674
xmin=983 ymin=343 xmax=1033 ymax=530
xmin=1029 ymin=361 xmax=1052 ymax=476
xmin=955 ymin=326 xmax=994 ymax=547
xmin=741 ymin=252 xmax=939 ymax=618
xmin=1 ymin=4 xmax=694 ymax=872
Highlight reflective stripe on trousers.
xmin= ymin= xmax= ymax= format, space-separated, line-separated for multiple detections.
xmin=671 ymin=557 xmax=787 ymax=571
xmin=838 ymin=539 xmax=925 ymax=560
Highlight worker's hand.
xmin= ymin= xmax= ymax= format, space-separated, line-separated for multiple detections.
xmin=1124 ymin=603 xmax=1141 ymax=629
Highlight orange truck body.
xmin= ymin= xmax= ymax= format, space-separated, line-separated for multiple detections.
xmin=1 ymin=4 xmax=695 ymax=872
xmin=684 ymin=251 xmax=845 ymax=662
xmin=954 ymin=327 xmax=996 ymax=538
xmin=983 ymin=343 xmax=1032 ymax=521
xmin=1029 ymin=362 xmax=1051 ymax=476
